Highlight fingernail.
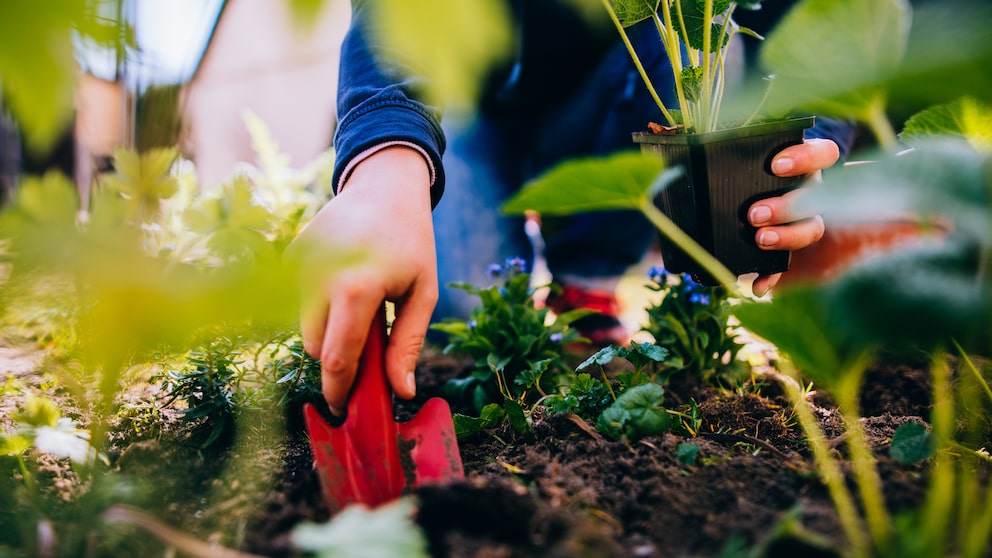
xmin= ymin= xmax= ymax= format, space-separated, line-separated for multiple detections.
xmin=328 ymin=404 xmax=344 ymax=417
xmin=405 ymin=371 xmax=417 ymax=395
xmin=749 ymin=205 xmax=772 ymax=225
xmin=771 ymin=157 xmax=794 ymax=175
xmin=757 ymin=230 xmax=779 ymax=247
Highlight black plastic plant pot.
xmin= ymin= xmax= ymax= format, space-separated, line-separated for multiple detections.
xmin=633 ymin=116 xmax=815 ymax=285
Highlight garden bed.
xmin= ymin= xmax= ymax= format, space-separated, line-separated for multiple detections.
xmin=229 ymin=349 xmax=934 ymax=558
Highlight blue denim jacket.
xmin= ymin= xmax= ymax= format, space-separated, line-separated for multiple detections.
xmin=333 ymin=0 xmax=854 ymax=208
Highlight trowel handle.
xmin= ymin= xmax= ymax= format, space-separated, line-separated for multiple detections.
xmin=343 ymin=305 xmax=401 ymax=439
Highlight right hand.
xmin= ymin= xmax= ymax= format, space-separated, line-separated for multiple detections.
xmin=287 ymin=146 xmax=438 ymax=415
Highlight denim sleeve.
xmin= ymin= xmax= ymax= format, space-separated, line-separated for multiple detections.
xmin=333 ymin=0 xmax=446 ymax=207
xmin=806 ymin=116 xmax=857 ymax=160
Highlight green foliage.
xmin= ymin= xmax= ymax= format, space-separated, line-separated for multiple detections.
xmin=642 ymin=266 xmax=746 ymax=384
xmin=597 ymin=382 xmax=672 ymax=440
xmin=604 ymin=0 xmax=763 ymax=131
xmin=901 ymin=97 xmax=992 ymax=154
xmin=889 ymin=422 xmax=933 ymax=464
xmin=675 ymin=441 xmax=700 ymax=465
xmin=760 ymin=0 xmax=911 ymax=131
xmin=433 ymin=258 xmax=585 ymax=432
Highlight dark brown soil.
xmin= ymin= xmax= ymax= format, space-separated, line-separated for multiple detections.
xmin=236 ymin=350 xmax=937 ymax=558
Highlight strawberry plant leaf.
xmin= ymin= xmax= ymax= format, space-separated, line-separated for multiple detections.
xmin=760 ymin=0 xmax=911 ymax=122
xmin=597 ymin=383 xmax=671 ymax=440
xmin=609 ymin=0 xmax=661 ymax=27
xmin=901 ymin=97 xmax=992 ymax=154
xmin=501 ymin=151 xmax=664 ymax=216
xmin=889 ymin=422 xmax=933 ymax=464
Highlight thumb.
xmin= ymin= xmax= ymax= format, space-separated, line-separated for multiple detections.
xmin=384 ymin=295 xmax=435 ymax=400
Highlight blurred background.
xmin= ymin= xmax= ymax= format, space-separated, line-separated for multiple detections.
xmin=1 ymin=0 xmax=349 ymax=206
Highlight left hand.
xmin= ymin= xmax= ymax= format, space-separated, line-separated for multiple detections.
xmin=748 ymin=138 xmax=840 ymax=296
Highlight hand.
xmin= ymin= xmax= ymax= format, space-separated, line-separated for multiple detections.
xmin=287 ymin=146 xmax=437 ymax=415
xmin=748 ymin=138 xmax=840 ymax=296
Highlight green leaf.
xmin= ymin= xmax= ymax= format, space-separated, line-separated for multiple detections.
xmin=901 ymin=97 xmax=992 ymax=154
xmin=680 ymin=66 xmax=704 ymax=102
xmin=504 ymin=398 xmax=529 ymax=433
xmin=501 ymin=151 xmax=664 ymax=216
xmin=0 ymin=172 xmax=81 ymax=270
xmin=368 ymin=0 xmax=512 ymax=109
xmin=0 ymin=0 xmax=81 ymax=153
xmin=759 ymin=0 xmax=911 ymax=122
xmin=675 ymin=442 xmax=700 ymax=465
xmin=596 ymin=382 xmax=671 ymax=440
xmin=671 ymin=0 xmax=732 ymax=52
xmin=577 ymin=345 xmax=627 ymax=371
xmin=609 ymin=0 xmax=661 ymax=27
xmin=889 ymin=422 xmax=933 ymax=464
xmin=453 ymin=403 xmax=506 ymax=438
xmin=624 ymin=342 xmax=669 ymax=370
xmin=14 ymin=396 xmax=60 ymax=428
xmin=291 ymin=497 xmax=429 ymax=558
xmin=102 ymin=148 xmax=179 ymax=223
xmin=733 ymin=286 xmax=866 ymax=388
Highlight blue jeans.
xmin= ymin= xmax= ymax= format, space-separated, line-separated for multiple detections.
xmin=432 ymin=26 xmax=676 ymax=323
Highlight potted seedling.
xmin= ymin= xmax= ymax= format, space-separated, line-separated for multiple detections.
xmin=601 ymin=0 xmax=814 ymax=283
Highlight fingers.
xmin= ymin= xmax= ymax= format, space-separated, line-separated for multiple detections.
xmin=751 ymin=273 xmax=782 ymax=297
xmin=771 ymin=138 xmax=840 ymax=177
xmin=318 ymin=278 xmax=383 ymax=416
xmin=385 ymin=283 xmax=437 ymax=400
xmin=755 ymin=214 xmax=826 ymax=252
xmin=748 ymin=188 xmax=815 ymax=228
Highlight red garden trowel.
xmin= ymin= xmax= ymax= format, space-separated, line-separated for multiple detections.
xmin=303 ymin=307 xmax=464 ymax=513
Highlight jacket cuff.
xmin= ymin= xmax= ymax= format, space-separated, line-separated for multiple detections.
xmin=333 ymin=101 xmax=446 ymax=208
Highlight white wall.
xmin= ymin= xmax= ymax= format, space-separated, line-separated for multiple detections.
xmin=180 ymin=0 xmax=350 ymax=186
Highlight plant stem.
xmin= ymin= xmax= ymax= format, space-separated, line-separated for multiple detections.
xmin=920 ymin=354 xmax=955 ymax=556
xmin=779 ymin=364 xmax=870 ymax=557
xmin=864 ymin=95 xmax=899 ymax=151
xmin=655 ymin=9 xmax=692 ymax=129
xmin=954 ymin=339 xmax=992 ymax=405
xmin=601 ymin=0 xmax=677 ymax=127
xmin=701 ymin=0 xmax=714 ymax=131
xmin=639 ymin=198 xmax=738 ymax=293
xmin=833 ymin=365 xmax=892 ymax=551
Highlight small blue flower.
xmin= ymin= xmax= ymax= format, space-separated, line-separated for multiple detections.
xmin=487 ymin=263 xmax=503 ymax=278
xmin=688 ymin=292 xmax=710 ymax=305
xmin=499 ymin=287 xmax=508 ymax=298
xmin=467 ymin=319 xmax=477 ymax=330
xmin=549 ymin=332 xmax=563 ymax=343
xmin=504 ymin=256 xmax=527 ymax=274
xmin=647 ymin=265 xmax=668 ymax=284
xmin=681 ymin=273 xmax=702 ymax=294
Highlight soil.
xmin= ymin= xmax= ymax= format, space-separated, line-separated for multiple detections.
xmin=1 ymin=337 xmax=938 ymax=558
xmin=234 ymin=348 xmax=936 ymax=558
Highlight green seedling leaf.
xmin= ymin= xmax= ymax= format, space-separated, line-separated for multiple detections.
xmin=680 ymin=66 xmax=704 ymax=102
xmin=504 ymin=398 xmax=529 ymax=434
xmin=185 ymin=175 xmax=276 ymax=260
xmin=291 ymin=497 xmax=429 ymax=558
xmin=597 ymin=382 xmax=671 ymax=440
xmin=367 ymin=0 xmax=512 ymax=109
xmin=760 ymin=0 xmax=911 ymax=122
xmin=624 ymin=341 xmax=669 ymax=370
xmin=609 ymin=0 xmax=661 ymax=27
xmin=616 ymin=371 xmax=651 ymax=389
xmin=889 ymin=422 xmax=933 ymax=464
xmin=502 ymin=151 xmax=664 ymax=216
xmin=671 ymin=0 xmax=732 ymax=52
xmin=577 ymin=345 xmax=627 ymax=371
xmin=453 ymin=403 xmax=505 ymax=438
xmin=676 ymin=442 xmax=700 ymax=466
xmin=901 ymin=97 xmax=992 ymax=154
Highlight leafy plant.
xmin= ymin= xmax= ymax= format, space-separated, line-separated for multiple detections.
xmin=431 ymin=257 xmax=588 ymax=433
xmin=642 ymin=265 xmax=746 ymax=384
xmin=602 ymin=0 xmax=765 ymax=132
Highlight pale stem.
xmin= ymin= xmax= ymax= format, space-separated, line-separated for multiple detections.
xmin=656 ymin=7 xmax=692 ymax=129
xmin=864 ymin=94 xmax=899 ymax=151
xmin=601 ymin=0 xmax=677 ymax=127
xmin=920 ymin=354 xmax=955 ymax=555
xmin=779 ymin=364 xmax=871 ymax=557
xmin=639 ymin=198 xmax=738 ymax=294
xmin=701 ymin=0 xmax=714 ymax=131
xmin=834 ymin=367 xmax=892 ymax=550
